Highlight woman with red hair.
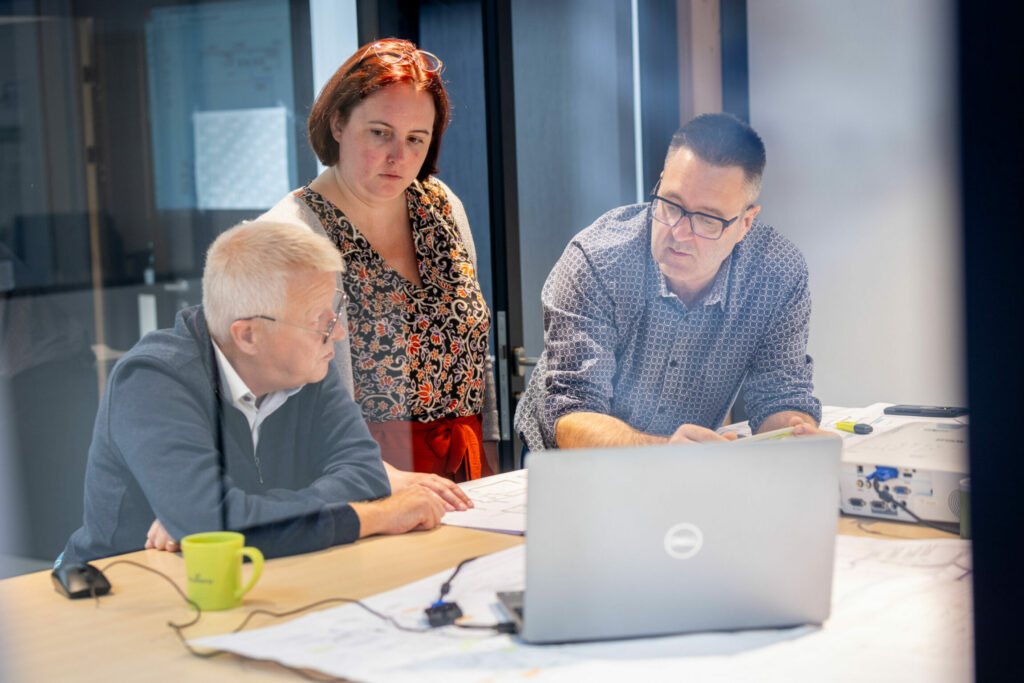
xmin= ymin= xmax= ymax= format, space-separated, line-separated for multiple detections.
xmin=262 ymin=39 xmax=497 ymax=493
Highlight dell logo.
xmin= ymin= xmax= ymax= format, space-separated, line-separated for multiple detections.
xmin=664 ymin=522 xmax=704 ymax=559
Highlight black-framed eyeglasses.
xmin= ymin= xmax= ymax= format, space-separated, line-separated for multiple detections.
xmin=237 ymin=288 xmax=349 ymax=345
xmin=649 ymin=181 xmax=751 ymax=241
xmin=362 ymin=41 xmax=443 ymax=74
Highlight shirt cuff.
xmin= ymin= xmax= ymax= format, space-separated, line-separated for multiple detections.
xmin=328 ymin=503 xmax=361 ymax=546
xmin=748 ymin=399 xmax=822 ymax=432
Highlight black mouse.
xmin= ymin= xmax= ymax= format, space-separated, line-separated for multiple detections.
xmin=51 ymin=562 xmax=112 ymax=599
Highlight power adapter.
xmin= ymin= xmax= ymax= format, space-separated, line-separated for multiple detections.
xmin=425 ymin=601 xmax=463 ymax=627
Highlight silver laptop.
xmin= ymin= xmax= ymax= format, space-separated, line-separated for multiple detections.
xmin=499 ymin=436 xmax=841 ymax=643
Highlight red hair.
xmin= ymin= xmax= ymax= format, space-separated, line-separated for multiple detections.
xmin=308 ymin=38 xmax=450 ymax=181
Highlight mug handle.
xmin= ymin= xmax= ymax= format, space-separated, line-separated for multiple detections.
xmin=234 ymin=546 xmax=264 ymax=599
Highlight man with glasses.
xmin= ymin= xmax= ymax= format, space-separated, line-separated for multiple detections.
xmin=515 ymin=113 xmax=824 ymax=451
xmin=58 ymin=222 xmax=451 ymax=567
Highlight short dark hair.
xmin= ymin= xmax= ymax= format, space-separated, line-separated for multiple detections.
xmin=308 ymin=38 xmax=450 ymax=181
xmin=667 ymin=113 xmax=766 ymax=200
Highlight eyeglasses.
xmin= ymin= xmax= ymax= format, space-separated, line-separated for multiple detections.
xmin=362 ymin=41 xmax=443 ymax=74
xmin=649 ymin=181 xmax=750 ymax=241
xmin=237 ymin=289 xmax=349 ymax=345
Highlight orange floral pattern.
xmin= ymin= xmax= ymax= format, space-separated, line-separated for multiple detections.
xmin=299 ymin=179 xmax=490 ymax=423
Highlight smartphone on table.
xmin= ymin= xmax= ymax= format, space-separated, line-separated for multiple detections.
xmin=883 ymin=405 xmax=967 ymax=418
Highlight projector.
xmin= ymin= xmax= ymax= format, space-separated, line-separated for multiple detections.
xmin=838 ymin=421 xmax=968 ymax=523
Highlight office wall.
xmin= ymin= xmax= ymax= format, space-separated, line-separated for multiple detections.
xmin=512 ymin=0 xmax=638 ymax=367
xmin=420 ymin=0 xmax=493 ymax=317
xmin=747 ymin=0 xmax=963 ymax=407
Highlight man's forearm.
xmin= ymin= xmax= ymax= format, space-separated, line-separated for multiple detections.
xmin=554 ymin=412 xmax=668 ymax=449
xmin=757 ymin=410 xmax=818 ymax=433
xmin=351 ymin=486 xmax=445 ymax=537
xmin=350 ymin=500 xmax=385 ymax=538
xmin=350 ymin=497 xmax=417 ymax=538
xmin=233 ymin=503 xmax=360 ymax=558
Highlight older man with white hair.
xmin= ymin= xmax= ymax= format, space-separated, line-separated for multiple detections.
xmin=58 ymin=221 xmax=454 ymax=567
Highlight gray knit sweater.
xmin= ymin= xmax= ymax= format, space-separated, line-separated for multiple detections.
xmin=58 ymin=306 xmax=389 ymax=565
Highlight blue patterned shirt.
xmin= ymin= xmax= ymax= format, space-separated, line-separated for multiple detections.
xmin=514 ymin=203 xmax=821 ymax=451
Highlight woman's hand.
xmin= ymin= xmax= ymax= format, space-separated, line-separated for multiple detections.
xmin=383 ymin=462 xmax=473 ymax=512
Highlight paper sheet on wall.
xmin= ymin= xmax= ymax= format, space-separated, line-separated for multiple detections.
xmin=192 ymin=536 xmax=972 ymax=682
xmin=193 ymin=106 xmax=289 ymax=210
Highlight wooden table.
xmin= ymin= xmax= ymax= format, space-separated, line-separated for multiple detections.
xmin=0 ymin=525 xmax=520 ymax=682
xmin=0 ymin=515 xmax=956 ymax=682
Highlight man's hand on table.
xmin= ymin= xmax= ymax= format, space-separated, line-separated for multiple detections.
xmin=385 ymin=462 xmax=473 ymax=512
xmin=145 ymin=519 xmax=178 ymax=552
xmin=668 ymin=424 xmax=738 ymax=444
xmin=144 ymin=471 xmax=457 ymax=551
xmin=352 ymin=486 xmax=447 ymax=537
xmin=757 ymin=411 xmax=834 ymax=438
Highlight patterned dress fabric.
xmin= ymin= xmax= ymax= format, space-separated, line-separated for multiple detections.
xmin=298 ymin=179 xmax=491 ymax=424
xmin=514 ymin=203 xmax=821 ymax=451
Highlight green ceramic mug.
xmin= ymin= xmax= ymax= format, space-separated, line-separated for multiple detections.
xmin=181 ymin=531 xmax=264 ymax=610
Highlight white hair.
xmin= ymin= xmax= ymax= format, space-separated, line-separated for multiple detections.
xmin=202 ymin=221 xmax=342 ymax=342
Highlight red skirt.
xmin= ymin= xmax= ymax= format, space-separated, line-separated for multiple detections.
xmin=368 ymin=414 xmax=494 ymax=483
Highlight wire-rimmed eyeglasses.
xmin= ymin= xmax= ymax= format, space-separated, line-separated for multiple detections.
xmin=649 ymin=180 xmax=751 ymax=241
xmin=237 ymin=289 xmax=349 ymax=345
xmin=362 ymin=41 xmax=443 ymax=74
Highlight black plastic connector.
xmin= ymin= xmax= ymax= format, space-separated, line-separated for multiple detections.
xmin=426 ymin=601 xmax=463 ymax=627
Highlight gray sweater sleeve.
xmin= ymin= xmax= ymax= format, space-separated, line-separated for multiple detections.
xmin=106 ymin=357 xmax=386 ymax=559
xmin=237 ymin=502 xmax=361 ymax=557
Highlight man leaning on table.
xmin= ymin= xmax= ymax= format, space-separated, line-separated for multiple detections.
xmin=57 ymin=221 xmax=470 ymax=567
xmin=515 ymin=113 xmax=826 ymax=451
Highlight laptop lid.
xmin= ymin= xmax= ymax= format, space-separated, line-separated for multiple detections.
xmin=519 ymin=436 xmax=841 ymax=643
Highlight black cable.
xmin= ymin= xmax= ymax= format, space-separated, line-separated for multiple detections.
xmin=233 ymin=598 xmax=430 ymax=634
xmin=94 ymin=558 xmax=431 ymax=681
xmin=455 ymin=622 xmax=518 ymax=634
xmin=91 ymin=553 xmax=510 ymax=678
xmin=435 ymin=554 xmax=482 ymax=603
xmin=98 ymin=556 xmax=502 ymax=642
xmin=871 ymin=479 xmax=959 ymax=536
xmin=98 ymin=559 xmax=219 ymax=658
xmin=854 ymin=520 xmax=888 ymax=536
xmin=429 ymin=554 xmax=516 ymax=634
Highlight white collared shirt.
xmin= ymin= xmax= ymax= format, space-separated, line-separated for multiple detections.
xmin=212 ymin=342 xmax=301 ymax=452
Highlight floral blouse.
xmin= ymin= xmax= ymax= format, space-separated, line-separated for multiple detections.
xmin=298 ymin=179 xmax=491 ymax=424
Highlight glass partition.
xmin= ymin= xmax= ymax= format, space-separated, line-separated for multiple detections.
xmin=0 ymin=0 xmax=318 ymax=574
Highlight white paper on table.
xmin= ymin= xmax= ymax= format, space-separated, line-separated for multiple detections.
xmin=819 ymin=403 xmax=969 ymax=475
xmin=442 ymin=469 xmax=527 ymax=534
xmin=723 ymin=403 xmax=969 ymax=447
xmin=820 ymin=402 xmax=968 ymax=443
xmin=192 ymin=536 xmax=973 ymax=683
